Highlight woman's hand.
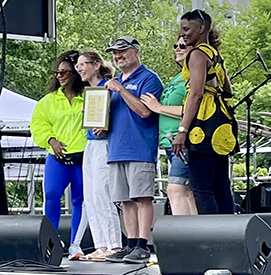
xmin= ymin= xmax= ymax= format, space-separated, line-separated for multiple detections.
xmin=172 ymin=132 xmax=187 ymax=157
xmin=49 ymin=138 xmax=67 ymax=157
xmin=140 ymin=92 xmax=161 ymax=113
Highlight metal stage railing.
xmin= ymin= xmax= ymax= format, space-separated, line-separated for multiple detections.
xmin=3 ymin=143 xmax=271 ymax=214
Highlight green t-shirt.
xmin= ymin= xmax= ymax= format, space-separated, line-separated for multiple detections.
xmin=159 ymin=73 xmax=187 ymax=148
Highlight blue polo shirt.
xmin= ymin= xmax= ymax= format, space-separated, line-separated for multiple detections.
xmin=108 ymin=64 xmax=163 ymax=163
xmin=86 ymin=78 xmax=108 ymax=140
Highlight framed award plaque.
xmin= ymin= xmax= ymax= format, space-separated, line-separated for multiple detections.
xmin=82 ymin=87 xmax=110 ymax=130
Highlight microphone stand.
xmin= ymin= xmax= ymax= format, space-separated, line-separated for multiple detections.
xmin=232 ymin=74 xmax=271 ymax=213
xmin=230 ymin=58 xmax=260 ymax=81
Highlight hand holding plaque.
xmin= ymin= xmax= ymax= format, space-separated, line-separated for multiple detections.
xmin=82 ymin=87 xmax=110 ymax=130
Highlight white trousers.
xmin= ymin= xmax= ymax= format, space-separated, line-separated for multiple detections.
xmin=82 ymin=139 xmax=122 ymax=249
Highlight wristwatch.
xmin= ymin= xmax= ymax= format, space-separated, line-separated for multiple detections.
xmin=178 ymin=125 xmax=188 ymax=133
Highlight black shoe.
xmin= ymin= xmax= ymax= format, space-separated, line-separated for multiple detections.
xmin=105 ymin=246 xmax=133 ymax=263
xmin=123 ymin=246 xmax=150 ymax=264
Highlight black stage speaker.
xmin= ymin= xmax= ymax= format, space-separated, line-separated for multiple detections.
xmin=242 ymin=183 xmax=271 ymax=213
xmin=257 ymin=213 xmax=271 ymax=228
xmin=153 ymin=214 xmax=271 ymax=275
xmin=0 ymin=0 xmax=56 ymax=42
xmin=0 ymin=215 xmax=63 ymax=266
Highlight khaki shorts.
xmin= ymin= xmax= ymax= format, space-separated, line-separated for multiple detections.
xmin=109 ymin=162 xmax=156 ymax=202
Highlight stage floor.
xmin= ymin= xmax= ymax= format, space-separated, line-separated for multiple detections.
xmin=60 ymin=255 xmax=160 ymax=275
xmin=0 ymin=255 xmax=161 ymax=275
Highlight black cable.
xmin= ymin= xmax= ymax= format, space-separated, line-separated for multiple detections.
xmin=54 ymin=0 xmax=57 ymax=60
xmin=122 ymin=264 xmax=148 ymax=275
xmin=0 ymin=0 xmax=8 ymax=213
xmin=0 ymin=259 xmax=66 ymax=272
xmin=0 ymin=0 xmax=7 ymax=95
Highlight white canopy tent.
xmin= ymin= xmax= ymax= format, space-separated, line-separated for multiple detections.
xmin=0 ymin=87 xmax=37 ymax=147
xmin=0 ymin=87 xmax=46 ymax=180
xmin=0 ymin=87 xmax=37 ymax=121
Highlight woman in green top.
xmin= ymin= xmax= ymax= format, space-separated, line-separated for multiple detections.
xmin=140 ymin=36 xmax=197 ymax=215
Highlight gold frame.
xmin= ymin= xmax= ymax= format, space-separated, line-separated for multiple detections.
xmin=82 ymin=87 xmax=110 ymax=130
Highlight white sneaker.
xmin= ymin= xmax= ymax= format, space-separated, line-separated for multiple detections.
xmin=68 ymin=244 xmax=84 ymax=260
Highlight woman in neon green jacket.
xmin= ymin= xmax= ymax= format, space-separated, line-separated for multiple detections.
xmin=30 ymin=50 xmax=87 ymax=260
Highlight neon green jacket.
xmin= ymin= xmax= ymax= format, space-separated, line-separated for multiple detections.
xmin=30 ymin=87 xmax=87 ymax=155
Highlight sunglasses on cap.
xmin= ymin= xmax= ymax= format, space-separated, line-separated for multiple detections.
xmin=108 ymin=38 xmax=139 ymax=49
xmin=190 ymin=9 xmax=206 ymax=25
xmin=173 ymin=44 xmax=187 ymax=50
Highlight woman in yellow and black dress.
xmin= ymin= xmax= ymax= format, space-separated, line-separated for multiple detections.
xmin=172 ymin=10 xmax=238 ymax=214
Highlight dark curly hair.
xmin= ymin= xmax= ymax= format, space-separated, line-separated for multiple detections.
xmin=208 ymin=28 xmax=221 ymax=50
xmin=47 ymin=50 xmax=86 ymax=94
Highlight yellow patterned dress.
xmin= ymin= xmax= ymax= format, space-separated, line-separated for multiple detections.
xmin=182 ymin=43 xmax=238 ymax=155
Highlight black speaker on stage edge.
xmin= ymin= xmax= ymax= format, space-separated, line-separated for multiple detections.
xmin=242 ymin=183 xmax=271 ymax=213
xmin=0 ymin=215 xmax=63 ymax=266
xmin=153 ymin=214 xmax=271 ymax=275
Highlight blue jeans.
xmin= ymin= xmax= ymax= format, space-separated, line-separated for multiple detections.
xmin=165 ymin=147 xmax=189 ymax=185
xmin=188 ymin=151 xmax=234 ymax=214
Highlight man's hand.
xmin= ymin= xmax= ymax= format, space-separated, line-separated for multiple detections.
xmin=49 ymin=138 xmax=67 ymax=157
xmin=105 ymin=79 xmax=123 ymax=93
xmin=105 ymin=78 xmax=152 ymax=118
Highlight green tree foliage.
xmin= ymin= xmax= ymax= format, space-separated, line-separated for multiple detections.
xmin=220 ymin=1 xmax=271 ymax=87
xmin=1 ymin=0 xmax=185 ymax=99
xmin=2 ymin=0 xmax=271 ymax=195
xmin=3 ymin=0 xmax=271 ymax=100
xmin=232 ymin=161 xmax=268 ymax=190
xmin=3 ymin=40 xmax=55 ymax=100
xmin=56 ymin=0 xmax=182 ymax=84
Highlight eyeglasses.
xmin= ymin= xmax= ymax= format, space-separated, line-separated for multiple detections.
xmin=173 ymin=44 xmax=187 ymax=50
xmin=54 ymin=70 xmax=73 ymax=77
xmin=75 ymin=61 xmax=95 ymax=70
xmin=108 ymin=38 xmax=139 ymax=49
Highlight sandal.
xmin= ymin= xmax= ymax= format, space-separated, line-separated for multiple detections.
xmin=91 ymin=249 xmax=116 ymax=262
xmin=79 ymin=248 xmax=105 ymax=261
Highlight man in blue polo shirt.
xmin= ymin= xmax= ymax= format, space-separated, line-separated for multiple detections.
xmin=104 ymin=36 xmax=163 ymax=264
